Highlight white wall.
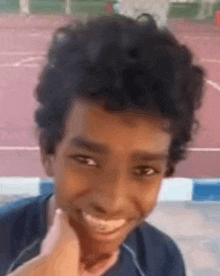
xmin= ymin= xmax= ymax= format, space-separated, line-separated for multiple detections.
xmin=0 ymin=177 xmax=193 ymax=201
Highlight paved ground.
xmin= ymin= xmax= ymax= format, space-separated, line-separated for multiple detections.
xmin=148 ymin=202 xmax=220 ymax=275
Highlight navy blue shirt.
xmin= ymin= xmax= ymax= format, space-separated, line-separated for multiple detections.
xmin=0 ymin=193 xmax=186 ymax=276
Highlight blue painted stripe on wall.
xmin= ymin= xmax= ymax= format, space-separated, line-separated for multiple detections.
xmin=193 ymin=179 xmax=220 ymax=201
xmin=40 ymin=178 xmax=55 ymax=196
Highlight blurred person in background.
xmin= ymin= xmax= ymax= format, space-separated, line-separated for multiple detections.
xmin=115 ymin=0 xmax=170 ymax=28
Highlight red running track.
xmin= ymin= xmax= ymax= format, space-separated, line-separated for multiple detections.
xmin=0 ymin=15 xmax=219 ymax=178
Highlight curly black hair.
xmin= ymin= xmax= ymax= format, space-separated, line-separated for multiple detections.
xmin=34 ymin=14 xmax=206 ymax=177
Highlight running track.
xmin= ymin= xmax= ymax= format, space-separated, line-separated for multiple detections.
xmin=0 ymin=15 xmax=219 ymax=178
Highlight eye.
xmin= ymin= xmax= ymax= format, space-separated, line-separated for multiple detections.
xmin=71 ymin=155 xmax=98 ymax=167
xmin=133 ymin=166 xmax=157 ymax=177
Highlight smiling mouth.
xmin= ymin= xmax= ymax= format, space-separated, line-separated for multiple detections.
xmin=84 ymin=222 xmax=130 ymax=241
xmin=82 ymin=212 xmax=127 ymax=234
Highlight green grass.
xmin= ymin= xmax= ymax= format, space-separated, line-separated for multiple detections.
xmin=29 ymin=0 xmax=118 ymax=16
xmin=168 ymin=3 xmax=200 ymax=18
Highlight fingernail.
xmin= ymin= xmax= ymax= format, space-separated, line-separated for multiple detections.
xmin=56 ymin=208 xmax=68 ymax=221
xmin=56 ymin=208 xmax=62 ymax=215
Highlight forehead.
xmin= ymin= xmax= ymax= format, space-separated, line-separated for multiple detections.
xmin=63 ymin=98 xmax=171 ymax=153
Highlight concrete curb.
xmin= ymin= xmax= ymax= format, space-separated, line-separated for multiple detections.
xmin=0 ymin=177 xmax=220 ymax=202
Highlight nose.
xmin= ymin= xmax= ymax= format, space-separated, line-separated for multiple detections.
xmin=89 ymin=172 xmax=129 ymax=215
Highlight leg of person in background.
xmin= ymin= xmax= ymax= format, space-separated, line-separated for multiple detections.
xmin=117 ymin=0 xmax=170 ymax=28
xmin=195 ymin=0 xmax=209 ymax=20
xmin=20 ymin=0 xmax=30 ymax=16
xmin=207 ymin=1 xmax=215 ymax=18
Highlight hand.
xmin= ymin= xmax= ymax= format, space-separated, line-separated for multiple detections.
xmin=8 ymin=208 xmax=80 ymax=276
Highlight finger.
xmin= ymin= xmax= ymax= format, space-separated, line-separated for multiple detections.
xmin=56 ymin=208 xmax=70 ymax=226
xmin=41 ymin=208 xmax=80 ymax=256
xmin=40 ymin=209 xmax=64 ymax=255
xmin=55 ymin=208 xmax=81 ymax=260
xmin=55 ymin=208 xmax=79 ymax=241
xmin=44 ymin=209 xmax=81 ymax=275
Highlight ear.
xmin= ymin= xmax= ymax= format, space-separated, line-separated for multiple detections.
xmin=40 ymin=147 xmax=55 ymax=177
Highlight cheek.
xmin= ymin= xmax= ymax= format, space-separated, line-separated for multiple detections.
xmin=140 ymin=192 xmax=159 ymax=220
xmin=140 ymin=180 xmax=163 ymax=208
xmin=54 ymin=160 xmax=92 ymax=198
xmin=148 ymin=181 xmax=163 ymax=200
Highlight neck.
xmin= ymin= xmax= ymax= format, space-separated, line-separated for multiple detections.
xmin=80 ymin=250 xmax=120 ymax=274
xmin=80 ymin=253 xmax=112 ymax=270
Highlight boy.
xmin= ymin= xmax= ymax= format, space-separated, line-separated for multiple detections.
xmin=1 ymin=14 xmax=205 ymax=276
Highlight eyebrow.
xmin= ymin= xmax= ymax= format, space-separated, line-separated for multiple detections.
xmin=70 ymin=136 xmax=109 ymax=153
xmin=69 ymin=136 xmax=169 ymax=161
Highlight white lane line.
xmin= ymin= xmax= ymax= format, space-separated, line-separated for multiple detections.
xmin=201 ymin=58 xmax=220 ymax=64
xmin=0 ymin=147 xmax=220 ymax=151
xmin=182 ymin=35 xmax=220 ymax=40
xmin=28 ymin=33 xmax=51 ymax=39
xmin=13 ymin=56 xmax=44 ymax=66
xmin=188 ymin=148 xmax=220 ymax=152
xmin=0 ymin=52 xmax=45 ymax=55
xmin=206 ymin=80 xmax=220 ymax=91
xmin=0 ymin=64 xmax=39 ymax=67
xmin=0 ymin=147 xmax=39 ymax=150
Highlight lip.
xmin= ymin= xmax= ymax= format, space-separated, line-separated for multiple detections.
xmin=85 ymin=220 xmax=130 ymax=241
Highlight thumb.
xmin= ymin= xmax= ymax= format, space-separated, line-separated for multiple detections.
xmin=41 ymin=208 xmax=80 ymax=259
xmin=55 ymin=208 xmax=80 ymax=248
xmin=9 ymin=209 xmax=81 ymax=276
xmin=40 ymin=208 xmax=81 ymax=275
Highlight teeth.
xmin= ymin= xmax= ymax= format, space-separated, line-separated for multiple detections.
xmin=83 ymin=212 xmax=126 ymax=232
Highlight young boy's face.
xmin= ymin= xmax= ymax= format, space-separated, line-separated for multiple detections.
xmin=42 ymin=97 xmax=171 ymax=265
